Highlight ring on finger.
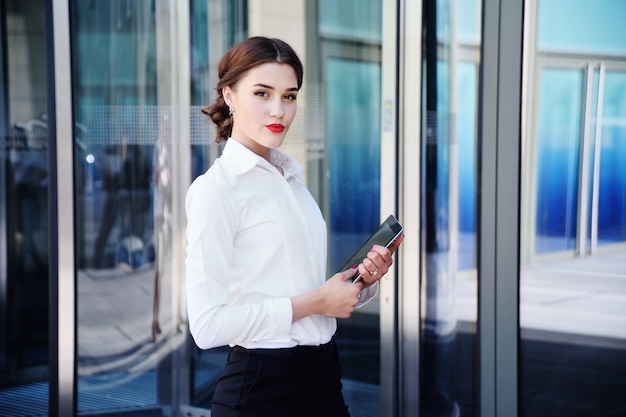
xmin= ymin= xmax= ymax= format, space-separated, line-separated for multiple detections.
xmin=371 ymin=269 xmax=378 ymax=276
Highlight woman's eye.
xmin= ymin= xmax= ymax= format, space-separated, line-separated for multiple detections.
xmin=254 ymin=91 xmax=268 ymax=97
xmin=284 ymin=94 xmax=297 ymax=101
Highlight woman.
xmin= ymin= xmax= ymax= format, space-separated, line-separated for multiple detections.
xmin=185 ymin=36 xmax=403 ymax=417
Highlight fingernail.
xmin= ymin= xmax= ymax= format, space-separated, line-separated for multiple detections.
xmin=370 ymin=245 xmax=374 ymax=249
xmin=351 ymin=264 xmax=358 ymax=269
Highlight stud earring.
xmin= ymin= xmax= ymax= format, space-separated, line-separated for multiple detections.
xmin=228 ymin=108 xmax=233 ymax=117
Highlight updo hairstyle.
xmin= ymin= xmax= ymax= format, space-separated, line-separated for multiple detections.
xmin=201 ymin=36 xmax=304 ymax=143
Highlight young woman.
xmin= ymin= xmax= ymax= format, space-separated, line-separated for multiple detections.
xmin=185 ymin=36 xmax=403 ymax=417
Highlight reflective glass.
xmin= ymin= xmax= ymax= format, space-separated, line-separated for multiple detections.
xmin=319 ymin=0 xmax=381 ymax=42
xmin=326 ymin=58 xmax=381 ymax=272
xmin=313 ymin=1 xmax=386 ymax=415
xmin=534 ymin=69 xmax=583 ymax=254
xmin=326 ymin=57 xmax=382 ymax=414
xmin=420 ymin=1 xmax=480 ymax=416
xmin=457 ymin=0 xmax=481 ymax=44
xmin=596 ymin=72 xmax=626 ymax=244
xmin=457 ymin=62 xmax=478 ymax=271
xmin=188 ymin=0 xmax=247 ymax=408
xmin=190 ymin=0 xmax=211 ymax=187
xmin=538 ymin=0 xmax=626 ymax=55
xmin=189 ymin=0 xmax=247 ymax=180
xmin=72 ymin=1 xmax=166 ymax=414
xmin=0 ymin=1 xmax=51 ymax=415
xmin=521 ymin=1 xmax=626 ymax=415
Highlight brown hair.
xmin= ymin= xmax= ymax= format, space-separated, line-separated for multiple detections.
xmin=202 ymin=36 xmax=304 ymax=143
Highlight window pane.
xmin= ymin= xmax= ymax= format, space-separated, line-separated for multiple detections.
xmin=326 ymin=58 xmax=381 ymax=272
xmin=319 ymin=0 xmax=381 ymax=42
xmin=0 ymin=1 xmax=50 ymax=415
xmin=313 ymin=2 xmax=385 ymax=414
xmin=189 ymin=0 xmax=247 ymax=180
xmin=420 ymin=0 xmax=480 ymax=416
xmin=326 ymin=57 xmax=382 ymax=413
xmin=457 ymin=62 xmax=478 ymax=271
xmin=534 ymin=69 xmax=583 ymax=254
xmin=457 ymin=0 xmax=481 ymax=44
xmin=72 ymin=1 xmax=164 ymax=414
xmin=596 ymin=72 xmax=626 ymax=244
xmin=538 ymin=0 xmax=626 ymax=55
xmin=521 ymin=1 xmax=626 ymax=415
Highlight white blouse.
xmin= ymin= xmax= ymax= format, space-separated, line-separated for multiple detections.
xmin=185 ymin=138 xmax=377 ymax=350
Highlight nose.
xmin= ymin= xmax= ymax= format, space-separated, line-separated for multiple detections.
xmin=269 ymin=97 xmax=284 ymax=118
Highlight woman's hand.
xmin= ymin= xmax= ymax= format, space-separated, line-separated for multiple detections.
xmin=316 ymin=270 xmax=364 ymax=318
xmin=291 ymin=234 xmax=404 ymax=322
xmin=291 ymin=269 xmax=361 ymax=321
xmin=357 ymin=233 xmax=404 ymax=287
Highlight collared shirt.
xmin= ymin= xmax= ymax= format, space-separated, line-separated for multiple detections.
xmin=185 ymin=138 xmax=377 ymax=350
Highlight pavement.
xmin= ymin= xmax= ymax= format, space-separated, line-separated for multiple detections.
xmin=77 ymin=249 xmax=626 ymax=375
xmin=77 ymin=264 xmax=181 ymax=376
xmin=454 ymin=249 xmax=626 ymax=347
xmin=521 ymin=250 xmax=626 ymax=345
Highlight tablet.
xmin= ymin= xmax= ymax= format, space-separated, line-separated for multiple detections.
xmin=336 ymin=214 xmax=403 ymax=283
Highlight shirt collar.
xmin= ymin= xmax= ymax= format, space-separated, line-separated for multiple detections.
xmin=221 ymin=138 xmax=304 ymax=181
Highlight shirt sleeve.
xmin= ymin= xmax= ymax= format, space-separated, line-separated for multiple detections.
xmin=185 ymin=176 xmax=293 ymax=349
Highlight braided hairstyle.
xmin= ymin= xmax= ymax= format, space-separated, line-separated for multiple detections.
xmin=202 ymin=37 xmax=304 ymax=143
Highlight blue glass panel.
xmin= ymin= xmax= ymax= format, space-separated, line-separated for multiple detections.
xmin=191 ymin=0 xmax=209 ymax=106
xmin=457 ymin=62 xmax=477 ymax=270
xmin=538 ymin=0 xmax=626 ymax=55
xmin=436 ymin=0 xmax=452 ymax=43
xmin=535 ymin=69 xmax=583 ymax=253
xmin=457 ymin=0 xmax=481 ymax=43
xmin=319 ymin=0 xmax=381 ymax=42
xmin=326 ymin=58 xmax=381 ymax=272
xmin=73 ymin=2 xmax=161 ymax=415
xmin=598 ymin=71 xmax=626 ymax=243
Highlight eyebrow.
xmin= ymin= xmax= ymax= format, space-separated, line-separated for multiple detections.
xmin=254 ymin=83 xmax=299 ymax=92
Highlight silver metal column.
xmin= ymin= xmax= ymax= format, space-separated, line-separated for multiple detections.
xmin=577 ymin=63 xmax=595 ymax=256
xmin=50 ymin=1 xmax=76 ymax=416
xmin=393 ymin=0 xmax=423 ymax=416
xmin=590 ymin=63 xmax=606 ymax=254
xmin=479 ymin=0 xmax=523 ymax=416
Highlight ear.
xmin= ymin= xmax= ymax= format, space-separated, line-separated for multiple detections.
xmin=222 ymin=86 xmax=234 ymax=107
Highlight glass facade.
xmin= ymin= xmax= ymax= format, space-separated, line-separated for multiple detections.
xmin=420 ymin=0 xmax=480 ymax=416
xmin=0 ymin=0 xmax=624 ymax=416
xmin=0 ymin=0 xmax=51 ymax=414
xmin=520 ymin=0 xmax=626 ymax=416
xmin=318 ymin=2 xmax=384 ymax=414
xmin=72 ymin=2 xmax=163 ymax=413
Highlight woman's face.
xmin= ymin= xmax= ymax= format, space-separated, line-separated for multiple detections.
xmin=223 ymin=62 xmax=299 ymax=160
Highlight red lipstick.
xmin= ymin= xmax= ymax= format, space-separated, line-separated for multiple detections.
xmin=266 ymin=124 xmax=285 ymax=133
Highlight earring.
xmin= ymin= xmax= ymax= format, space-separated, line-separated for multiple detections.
xmin=228 ymin=108 xmax=233 ymax=117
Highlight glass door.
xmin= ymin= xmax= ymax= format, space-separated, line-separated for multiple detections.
xmin=590 ymin=69 xmax=626 ymax=249
xmin=317 ymin=2 xmax=385 ymax=414
xmin=532 ymin=62 xmax=626 ymax=259
xmin=520 ymin=2 xmax=626 ymax=415
xmin=419 ymin=0 xmax=483 ymax=415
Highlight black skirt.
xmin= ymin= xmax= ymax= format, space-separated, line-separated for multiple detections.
xmin=211 ymin=339 xmax=351 ymax=417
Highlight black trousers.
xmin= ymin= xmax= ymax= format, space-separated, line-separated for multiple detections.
xmin=211 ymin=339 xmax=351 ymax=417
